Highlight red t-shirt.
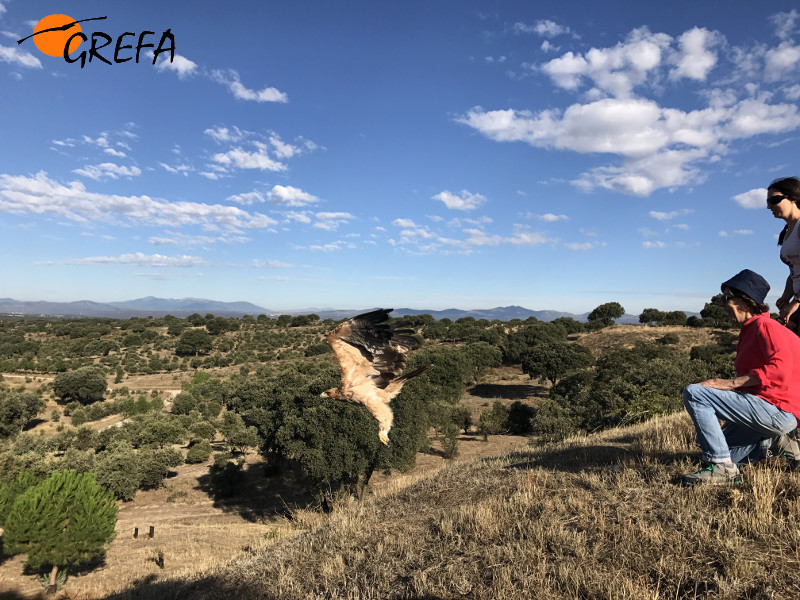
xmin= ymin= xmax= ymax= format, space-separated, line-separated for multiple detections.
xmin=736 ymin=312 xmax=800 ymax=419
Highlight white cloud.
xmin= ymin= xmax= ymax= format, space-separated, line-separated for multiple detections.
xmin=456 ymin=23 xmax=800 ymax=196
xmin=540 ymin=27 xmax=672 ymax=97
xmin=212 ymin=148 xmax=286 ymax=172
xmin=513 ymin=20 xmax=571 ymax=37
xmin=270 ymin=135 xmax=300 ymax=159
xmin=537 ymin=213 xmax=569 ymax=222
xmin=390 ymin=221 xmax=554 ymax=255
xmin=309 ymin=243 xmax=342 ymax=252
xmin=204 ymin=126 xmax=245 ymax=143
xmin=649 ymin=209 xmax=693 ymax=221
xmin=733 ymin=188 xmax=768 ymax=209
xmin=149 ymin=232 xmax=249 ymax=246
xmin=159 ymin=162 xmax=192 ymax=176
xmin=447 ymin=216 xmax=493 ymax=228
xmin=314 ymin=212 xmax=354 ymax=230
xmin=267 ymin=185 xmax=319 ymax=206
xmin=0 ymin=171 xmax=277 ymax=231
xmin=0 ymin=45 xmax=41 ymax=69
xmin=783 ymin=84 xmax=800 ymax=100
xmin=458 ymin=93 xmax=800 ymax=196
xmin=226 ymin=191 xmax=265 ymax=205
xmin=210 ymin=69 xmax=288 ymax=103
xmin=39 ymin=252 xmax=205 ymax=267
xmin=771 ymin=10 xmax=800 ymax=42
xmin=765 ymin=41 xmax=800 ymax=81
xmin=541 ymin=41 xmax=559 ymax=53
xmin=565 ymin=242 xmax=599 ymax=251
xmin=670 ymin=27 xmax=720 ymax=82
xmin=643 ymin=241 xmax=667 ymax=249
xmin=73 ymin=163 xmax=142 ymax=180
xmin=253 ymin=259 xmax=293 ymax=268
xmin=286 ymin=211 xmax=312 ymax=224
xmin=104 ymin=148 xmax=127 ymax=158
xmin=155 ymin=53 xmax=197 ymax=79
xmin=432 ymin=189 xmax=486 ymax=210
xmin=506 ymin=228 xmax=551 ymax=246
xmin=82 ymin=134 xmax=110 ymax=148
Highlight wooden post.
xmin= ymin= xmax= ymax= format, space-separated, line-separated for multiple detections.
xmin=149 ymin=525 xmax=155 ymax=538
xmin=134 ymin=527 xmax=138 ymax=539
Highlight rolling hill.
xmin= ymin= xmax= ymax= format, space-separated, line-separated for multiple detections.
xmin=0 ymin=297 xmax=645 ymax=323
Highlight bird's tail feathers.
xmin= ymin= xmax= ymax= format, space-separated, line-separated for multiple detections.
xmin=395 ymin=364 xmax=434 ymax=383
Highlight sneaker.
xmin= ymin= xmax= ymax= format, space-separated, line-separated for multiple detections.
xmin=770 ymin=430 xmax=800 ymax=471
xmin=681 ymin=462 xmax=741 ymax=486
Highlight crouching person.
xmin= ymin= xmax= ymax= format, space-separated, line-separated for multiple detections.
xmin=682 ymin=269 xmax=800 ymax=486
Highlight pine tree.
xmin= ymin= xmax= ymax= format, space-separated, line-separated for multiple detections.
xmin=3 ymin=470 xmax=117 ymax=591
xmin=0 ymin=471 xmax=40 ymax=527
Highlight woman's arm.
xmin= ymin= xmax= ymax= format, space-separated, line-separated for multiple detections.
xmin=777 ymin=275 xmax=794 ymax=310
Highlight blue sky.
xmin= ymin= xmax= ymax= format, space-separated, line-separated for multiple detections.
xmin=2 ymin=1 xmax=800 ymax=314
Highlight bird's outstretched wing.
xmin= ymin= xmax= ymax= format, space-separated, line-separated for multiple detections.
xmin=327 ymin=308 xmax=420 ymax=390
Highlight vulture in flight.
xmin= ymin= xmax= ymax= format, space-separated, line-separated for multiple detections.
xmin=321 ymin=308 xmax=433 ymax=445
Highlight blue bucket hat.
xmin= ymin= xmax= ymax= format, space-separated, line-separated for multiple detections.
xmin=721 ymin=269 xmax=770 ymax=305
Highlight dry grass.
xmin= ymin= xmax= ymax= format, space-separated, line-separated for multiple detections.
xmin=92 ymin=412 xmax=800 ymax=600
xmin=575 ymin=324 xmax=725 ymax=357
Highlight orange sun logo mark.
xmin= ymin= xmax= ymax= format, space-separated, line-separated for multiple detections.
xmin=31 ymin=14 xmax=84 ymax=57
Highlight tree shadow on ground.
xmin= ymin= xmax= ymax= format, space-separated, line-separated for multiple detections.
xmin=0 ymin=591 xmax=30 ymax=600
xmin=97 ymin=574 xmax=447 ymax=600
xmin=195 ymin=459 xmax=318 ymax=522
xmin=22 ymin=418 xmax=46 ymax=432
xmin=500 ymin=443 xmax=687 ymax=474
xmin=468 ymin=383 xmax=545 ymax=400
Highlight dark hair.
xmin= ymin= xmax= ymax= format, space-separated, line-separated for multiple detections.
xmin=770 ymin=177 xmax=800 ymax=245
xmin=722 ymin=286 xmax=770 ymax=315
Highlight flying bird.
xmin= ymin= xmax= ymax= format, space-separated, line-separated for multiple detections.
xmin=321 ymin=308 xmax=433 ymax=445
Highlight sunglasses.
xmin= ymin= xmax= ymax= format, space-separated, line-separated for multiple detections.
xmin=768 ymin=194 xmax=788 ymax=206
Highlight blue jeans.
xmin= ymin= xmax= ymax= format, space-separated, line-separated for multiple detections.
xmin=683 ymin=383 xmax=798 ymax=464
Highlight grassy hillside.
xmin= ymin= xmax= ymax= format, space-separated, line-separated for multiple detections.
xmin=98 ymin=411 xmax=800 ymax=600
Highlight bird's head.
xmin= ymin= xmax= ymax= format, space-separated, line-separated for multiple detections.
xmin=320 ymin=388 xmax=338 ymax=399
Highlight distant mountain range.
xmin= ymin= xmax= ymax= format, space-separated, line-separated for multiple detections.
xmin=0 ymin=297 xmax=644 ymax=323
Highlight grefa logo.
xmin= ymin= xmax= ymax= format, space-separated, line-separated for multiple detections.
xmin=17 ymin=14 xmax=175 ymax=68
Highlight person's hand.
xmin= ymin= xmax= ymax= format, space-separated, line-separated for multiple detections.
xmin=698 ymin=378 xmax=738 ymax=390
xmin=780 ymin=299 xmax=799 ymax=323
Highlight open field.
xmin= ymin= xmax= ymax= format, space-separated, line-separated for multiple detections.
xmin=0 ymin=364 xmax=537 ymax=600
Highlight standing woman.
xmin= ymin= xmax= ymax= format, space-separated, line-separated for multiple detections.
xmin=769 ymin=177 xmax=800 ymax=330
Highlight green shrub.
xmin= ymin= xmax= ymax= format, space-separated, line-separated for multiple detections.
xmin=479 ymin=401 xmax=510 ymax=437
xmin=138 ymin=448 xmax=183 ymax=489
xmin=440 ymin=423 xmax=460 ymax=459
xmin=506 ymin=401 xmax=535 ymax=435
xmin=186 ymin=439 xmax=212 ymax=464
xmin=95 ymin=443 xmax=140 ymax=501
xmin=52 ymin=366 xmax=107 ymax=405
